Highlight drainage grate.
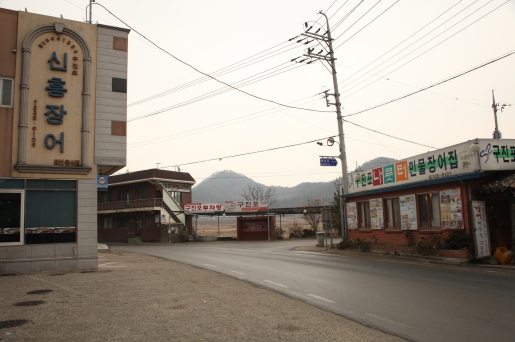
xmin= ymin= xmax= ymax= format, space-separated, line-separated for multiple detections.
xmin=0 ymin=319 xmax=30 ymax=329
xmin=13 ymin=301 xmax=46 ymax=307
xmin=26 ymin=289 xmax=53 ymax=295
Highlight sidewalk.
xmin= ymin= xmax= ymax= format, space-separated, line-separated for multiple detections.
xmin=293 ymin=241 xmax=515 ymax=271
xmin=0 ymin=248 xmax=407 ymax=342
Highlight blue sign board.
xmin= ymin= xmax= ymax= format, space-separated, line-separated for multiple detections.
xmin=320 ymin=158 xmax=338 ymax=166
xmin=97 ymin=175 xmax=108 ymax=191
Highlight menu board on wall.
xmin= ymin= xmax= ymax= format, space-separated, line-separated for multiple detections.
xmin=440 ymin=188 xmax=463 ymax=229
xmin=472 ymin=201 xmax=490 ymax=258
xmin=400 ymin=195 xmax=417 ymax=230
xmin=370 ymin=198 xmax=384 ymax=229
xmin=346 ymin=202 xmax=358 ymax=230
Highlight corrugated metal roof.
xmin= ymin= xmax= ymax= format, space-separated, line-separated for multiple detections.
xmin=109 ymin=169 xmax=195 ymax=185
xmin=476 ymin=173 xmax=515 ymax=194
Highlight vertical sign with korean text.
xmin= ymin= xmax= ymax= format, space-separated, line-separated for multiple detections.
xmin=26 ymin=31 xmax=85 ymax=168
xmin=472 ymin=201 xmax=490 ymax=258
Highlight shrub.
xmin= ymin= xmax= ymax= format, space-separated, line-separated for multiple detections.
xmin=415 ymin=233 xmax=442 ymax=256
xmin=302 ymin=229 xmax=316 ymax=238
xmin=288 ymin=218 xmax=304 ymax=238
xmin=353 ymin=238 xmax=370 ymax=252
xmin=443 ymin=230 xmax=472 ymax=250
xmin=336 ymin=238 xmax=353 ymax=250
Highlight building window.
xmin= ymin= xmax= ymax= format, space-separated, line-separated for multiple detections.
xmin=1 ymin=77 xmax=14 ymax=107
xmin=136 ymin=188 xmax=148 ymax=200
xmin=101 ymin=192 xmax=109 ymax=203
xmin=385 ymin=198 xmax=401 ymax=228
xmin=359 ymin=201 xmax=371 ymax=228
xmin=112 ymin=77 xmax=127 ymax=93
xmin=118 ymin=190 xmax=129 ymax=202
xmin=417 ymin=193 xmax=440 ymax=228
xmin=103 ymin=217 xmax=112 ymax=229
xmin=0 ymin=191 xmax=24 ymax=245
xmin=118 ymin=217 xmax=129 ymax=229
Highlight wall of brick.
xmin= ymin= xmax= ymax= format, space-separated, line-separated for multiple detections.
xmin=347 ymin=179 xmax=476 ymax=248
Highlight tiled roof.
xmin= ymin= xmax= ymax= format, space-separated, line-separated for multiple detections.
xmin=109 ymin=169 xmax=195 ymax=185
xmin=476 ymin=173 xmax=515 ymax=194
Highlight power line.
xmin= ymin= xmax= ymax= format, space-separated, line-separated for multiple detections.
xmin=332 ymin=0 xmax=383 ymax=41
xmin=336 ymin=0 xmax=465 ymax=87
xmin=128 ymin=42 xmax=298 ymax=107
xmin=160 ymin=135 xmax=340 ymax=169
xmin=93 ymin=3 xmax=332 ymax=115
xmin=344 ymin=49 xmax=515 ymax=117
xmin=128 ymin=62 xmax=309 ymax=122
xmin=331 ymin=0 xmax=365 ymax=32
xmin=333 ymin=0 xmax=401 ymax=48
xmin=343 ymin=118 xmax=438 ymax=149
xmin=339 ymin=0 xmax=505 ymax=97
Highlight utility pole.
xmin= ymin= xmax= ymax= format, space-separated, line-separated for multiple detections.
xmin=492 ymin=90 xmax=501 ymax=139
xmin=298 ymin=12 xmax=349 ymax=239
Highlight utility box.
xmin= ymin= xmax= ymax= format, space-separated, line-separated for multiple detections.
xmin=316 ymin=231 xmax=325 ymax=247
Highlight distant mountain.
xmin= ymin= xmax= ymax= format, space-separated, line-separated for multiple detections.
xmin=192 ymin=156 xmax=396 ymax=208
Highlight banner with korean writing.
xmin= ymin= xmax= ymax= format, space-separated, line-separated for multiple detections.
xmin=471 ymin=201 xmax=490 ymax=258
xmin=224 ymin=200 xmax=268 ymax=213
xmin=347 ymin=141 xmax=481 ymax=194
xmin=400 ymin=195 xmax=417 ymax=230
xmin=346 ymin=202 xmax=358 ymax=230
xmin=477 ymin=139 xmax=515 ymax=171
xmin=370 ymin=198 xmax=384 ymax=229
xmin=184 ymin=203 xmax=224 ymax=214
xmin=440 ymin=188 xmax=463 ymax=229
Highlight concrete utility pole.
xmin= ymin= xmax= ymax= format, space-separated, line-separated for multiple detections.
xmin=300 ymin=12 xmax=349 ymax=239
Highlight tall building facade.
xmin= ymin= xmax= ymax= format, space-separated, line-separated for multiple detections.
xmin=0 ymin=8 xmax=129 ymax=274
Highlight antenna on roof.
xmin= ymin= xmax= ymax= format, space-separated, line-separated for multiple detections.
xmin=156 ymin=163 xmax=160 ymax=169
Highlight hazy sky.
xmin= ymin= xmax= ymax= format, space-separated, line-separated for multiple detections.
xmin=2 ymin=0 xmax=514 ymax=187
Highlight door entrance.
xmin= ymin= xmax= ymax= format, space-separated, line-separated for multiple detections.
xmin=486 ymin=200 xmax=512 ymax=252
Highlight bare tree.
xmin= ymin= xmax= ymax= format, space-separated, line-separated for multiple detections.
xmin=302 ymin=198 xmax=322 ymax=232
xmin=240 ymin=183 xmax=277 ymax=208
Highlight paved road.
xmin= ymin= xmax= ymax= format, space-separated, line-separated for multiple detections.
xmin=114 ymin=240 xmax=515 ymax=342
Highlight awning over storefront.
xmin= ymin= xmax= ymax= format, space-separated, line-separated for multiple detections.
xmin=476 ymin=173 xmax=515 ymax=194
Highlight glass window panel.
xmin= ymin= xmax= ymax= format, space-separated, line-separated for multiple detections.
xmin=430 ymin=193 xmax=440 ymax=227
xmin=1 ymin=78 xmax=13 ymax=106
xmin=25 ymin=191 xmax=76 ymax=228
xmin=0 ymin=192 xmax=22 ymax=243
xmin=418 ymin=194 xmax=429 ymax=227
xmin=392 ymin=198 xmax=401 ymax=228
xmin=26 ymin=179 xmax=76 ymax=190
xmin=0 ymin=179 xmax=24 ymax=189
xmin=386 ymin=199 xmax=393 ymax=227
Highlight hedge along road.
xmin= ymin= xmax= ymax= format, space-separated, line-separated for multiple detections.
xmin=114 ymin=239 xmax=515 ymax=342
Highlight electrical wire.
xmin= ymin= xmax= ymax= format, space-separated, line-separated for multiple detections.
xmin=332 ymin=0 xmax=383 ymax=41
xmin=343 ymin=119 xmax=438 ymax=149
xmin=159 ymin=134 xmax=340 ymax=169
xmin=93 ymin=3 xmax=332 ymax=114
xmin=344 ymin=49 xmax=515 ymax=117
xmin=333 ymin=0 xmax=401 ymax=47
xmin=128 ymin=42 xmax=298 ymax=107
xmin=331 ymin=0 xmax=365 ymax=32
xmin=335 ymin=0 xmax=464 ymax=86
xmin=342 ymin=0 xmax=508 ymax=98
xmin=128 ymin=62 xmax=309 ymax=122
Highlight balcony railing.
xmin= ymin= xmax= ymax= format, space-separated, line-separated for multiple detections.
xmin=98 ymin=198 xmax=164 ymax=211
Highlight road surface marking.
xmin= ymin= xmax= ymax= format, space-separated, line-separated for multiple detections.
xmin=230 ymin=270 xmax=244 ymax=275
xmin=204 ymin=264 xmax=217 ymax=268
xmin=264 ymin=280 xmax=288 ymax=288
xmin=98 ymin=262 xmax=116 ymax=266
xmin=365 ymin=313 xmax=409 ymax=328
xmin=307 ymin=294 xmax=336 ymax=304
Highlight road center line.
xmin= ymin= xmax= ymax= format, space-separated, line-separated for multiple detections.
xmin=230 ymin=270 xmax=244 ymax=275
xmin=264 ymin=280 xmax=288 ymax=288
xmin=306 ymin=294 xmax=336 ymax=304
xmin=365 ymin=313 xmax=409 ymax=328
xmin=204 ymin=264 xmax=217 ymax=268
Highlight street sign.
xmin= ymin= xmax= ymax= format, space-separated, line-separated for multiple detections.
xmin=320 ymin=158 xmax=338 ymax=166
xmin=97 ymin=175 xmax=108 ymax=191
